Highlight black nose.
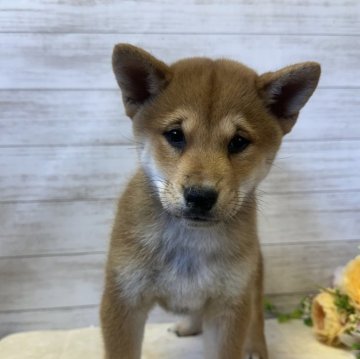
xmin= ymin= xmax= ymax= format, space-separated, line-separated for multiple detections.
xmin=184 ymin=187 xmax=218 ymax=212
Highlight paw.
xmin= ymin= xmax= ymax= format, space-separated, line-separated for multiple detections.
xmin=245 ymin=339 xmax=268 ymax=359
xmin=244 ymin=354 xmax=260 ymax=359
xmin=244 ymin=352 xmax=268 ymax=359
xmin=245 ymin=353 xmax=261 ymax=359
xmin=168 ymin=319 xmax=202 ymax=337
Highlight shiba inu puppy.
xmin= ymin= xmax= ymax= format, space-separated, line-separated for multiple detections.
xmin=100 ymin=44 xmax=320 ymax=359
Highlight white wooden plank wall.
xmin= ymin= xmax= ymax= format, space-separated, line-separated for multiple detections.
xmin=0 ymin=0 xmax=359 ymax=337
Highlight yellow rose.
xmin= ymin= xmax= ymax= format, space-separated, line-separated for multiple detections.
xmin=342 ymin=255 xmax=360 ymax=305
xmin=311 ymin=291 xmax=343 ymax=345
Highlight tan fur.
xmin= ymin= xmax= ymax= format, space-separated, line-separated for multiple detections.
xmin=100 ymin=44 xmax=321 ymax=359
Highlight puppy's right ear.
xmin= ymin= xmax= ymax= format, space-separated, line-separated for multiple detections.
xmin=112 ymin=44 xmax=172 ymax=117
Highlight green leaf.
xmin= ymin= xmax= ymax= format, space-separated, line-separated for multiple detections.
xmin=352 ymin=343 xmax=360 ymax=350
xmin=277 ymin=314 xmax=292 ymax=323
xmin=333 ymin=289 xmax=355 ymax=315
xmin=303 ymin=317 xmax=313 ymax=327
xmin=264 ymin=299 xmax=277 ymax=313
xmin=290 ymin=308 xmax=303 ymax=319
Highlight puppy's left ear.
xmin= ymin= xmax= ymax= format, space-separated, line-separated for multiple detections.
xmin=112 ymin=44 xmax=172 ymax=117
xmin=257 ymin=62 xmax=321 ymax=134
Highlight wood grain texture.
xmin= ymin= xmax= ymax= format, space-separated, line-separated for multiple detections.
xmin=263 ymin=240 xmax=360 ymax=294
xmin=0 ymin=142 xmax=358 ymax=202
xmin=0 ymin=200 xmax=116 ymax=257
xmin=1 ymin=33 xmax=359 ymax=90
xmin=0 ymin=253 xmax=106 ymax=311
xmin=0 ymin=0 xmax=358 ymax=35
xmin=1 ymin=88 xmax=359 ymax=147
xmin=1 ymin=192 xmax=359 ymax=257
xmin=0 ymin=90 xmax=132 ymax=146
xmin=257 ymin=191 xmax=360 ymax=245
xmin=0 ymin=305 xmax=100 ymax=338
xmin=0 ymin=145 xmax=137 ymax=202
xmin=0 ymin=240 xmax=358 ymax=313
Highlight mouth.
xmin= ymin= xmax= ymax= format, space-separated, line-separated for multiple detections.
xmin=183 ymin=214 xmax=210 ymax=222
xmin=181 ymin=211 xmax=219 ymax=226
xmin=165 ymin=207 xmax=220 ymax=226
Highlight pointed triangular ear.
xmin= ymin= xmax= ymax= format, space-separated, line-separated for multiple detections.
xmin=257 ymin=62 xmax=321 ymax=134
xmin=112 ymin=44 xmax=172 ymax=117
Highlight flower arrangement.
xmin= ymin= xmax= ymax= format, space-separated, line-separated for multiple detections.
xmin=311 ymin=255 xmax=360 ymax=358
xmin=265 ymin=254 xmax=360 ymax=358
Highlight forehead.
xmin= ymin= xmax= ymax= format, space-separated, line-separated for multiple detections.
xmin=140 ymin=57 xmax=280 ymax=140
xmin=167 ymin=58 xmax=259 ymax=117
xmin=158 ymin=59 xmax=264 ymax=134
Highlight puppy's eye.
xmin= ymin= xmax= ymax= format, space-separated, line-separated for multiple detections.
xmin=228 ymin=135 xmax=250 ymax=154
xmin=163 ymin=129 xmax=186 ymax=150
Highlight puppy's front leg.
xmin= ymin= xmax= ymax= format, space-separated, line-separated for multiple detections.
xmin=172 ymin=311 xmax=203 ymax=337
xmin=245 ymin=260 xmax=268 ymax=359
xmin=203 ymin=300 xmax=251 ymax=359
xmin=100 ymin=283 xmax=149 ymax=359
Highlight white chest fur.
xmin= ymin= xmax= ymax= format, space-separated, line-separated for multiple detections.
xmin=116 ymin=220 xmax=255 ymax=313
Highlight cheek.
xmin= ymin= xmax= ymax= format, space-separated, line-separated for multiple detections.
xmin=153 ymin=141 xmax=185 ymax=184
xmin=140 ymin=140 xmax=167 ymax=193
xmin=231 ymin=153 xmax=273 ymax=193
xmin=140 ymin=140 xmax=184 ymax=204
xmin=241 ymin=159 xmax=270 ymax=193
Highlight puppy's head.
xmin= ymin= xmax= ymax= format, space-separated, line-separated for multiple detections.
xmin=113 ymin=44 xmax=320 ymax=226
